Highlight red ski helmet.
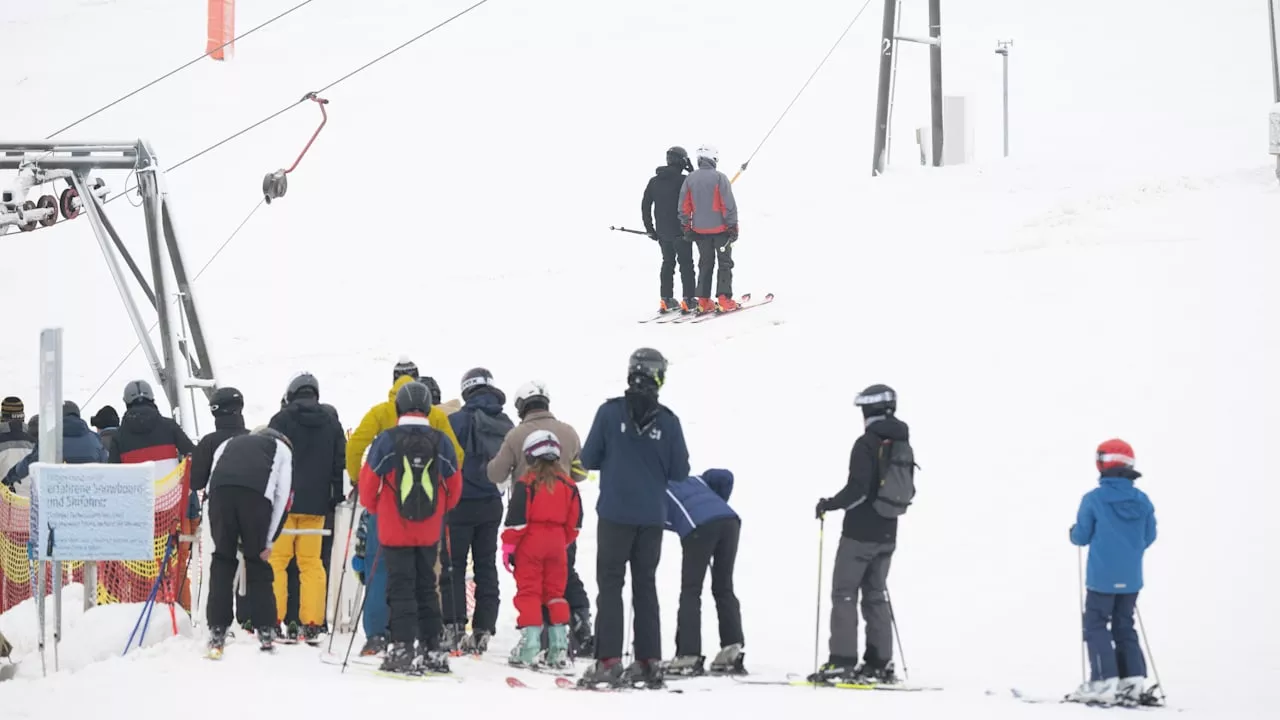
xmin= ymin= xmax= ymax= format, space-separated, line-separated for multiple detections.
xmin=1096 ymin=438 xmax=1135 ymax=472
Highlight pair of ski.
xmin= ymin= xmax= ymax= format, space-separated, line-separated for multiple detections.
xmin=1010 ymin=687 xmax=1174 ymax=711
xmin=735 ymin=674 xmax=941 ymax=692
xmin=505 ymin=674 xmax=703 ymax=693
xmin=318 ymin=651 xmax=463 ymax=682
xmin=638 ymin=293 xmax=774 ymax=323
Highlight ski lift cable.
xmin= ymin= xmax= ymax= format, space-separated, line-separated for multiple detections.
xmin=730 ymin=0 xmax=875 ymax=184
xmin=46 ymin=0 xmax=322 ymax=139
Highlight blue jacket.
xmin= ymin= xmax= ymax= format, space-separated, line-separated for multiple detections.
xmin=664 ymin=469 xmax=737 ymax=538
xmin=581 ymin=396 xmax=690 ymax=526
xmin=448 ymin=390 xmax=513 ymax=502
xmin=3 ymin=414 xmax=108 ymax=486
xmin=1070 ymin=470 xmax=1157 ymax=594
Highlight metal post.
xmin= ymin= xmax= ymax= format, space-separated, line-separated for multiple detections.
xmin=996 ymin=40 xmax=1013 ymax=157
xmin=871 ymin=0 xmax=900 ymax=175
xmin=83 ymin=562 xmax=97 ymax=611
xmin=36 ymin=328 xmax=63 ymax=678
xmin=927 ymin=0 xmax=943 ymax=167
xmin=1270 ymin=0 xmax=1279 ymax=103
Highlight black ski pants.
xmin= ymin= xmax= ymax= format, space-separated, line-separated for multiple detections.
xmin=207 ymin=486 xmax=277 ymax=631
xmin=283 ymin=508 xmax=335 ymax=628
xmin=695 ymin=232 xmax=734 ymax=299
xmin=595 ymin=519 xmax=663 ymax=661
xmin=675 ymin=517 xmax=744 ymax=657
xmin=384 ymin=543 xmax=443 ymax=649
xmin=440 ymin=496 xmax=502 ymax=633
xmin=659 ymin=234 xmax=696 ymax=300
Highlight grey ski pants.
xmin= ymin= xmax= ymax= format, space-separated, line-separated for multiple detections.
xmin=828 ymin=537 xmax=895 ymax=667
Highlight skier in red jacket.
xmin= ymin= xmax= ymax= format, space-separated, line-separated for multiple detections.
xmin=502 ymin=430 xmax=583 ymax=670
xmin=358 ymin=381 xmax=462 ymax=675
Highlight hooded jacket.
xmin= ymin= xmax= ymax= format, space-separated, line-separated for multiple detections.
xmin=486 ymin=409 xmax=587 ymax=487
xmin=3 ymin=413 xmax=108 ymax=487
xmin=0 ymin=419 xmax=34 ymax=486
xmin=1070 ymin=468 xmax=1157 ymax=593
xmin=448 ymin=387 xmax=514 ymax=502
xmin=345 ymin=374 xmax=464 ymax=486
xmin=191 ymin=413 xmax=249 ymax=494
xmin=642 ymin=164 xmax=688 ymax=240
xmin=823 ymin=416 xmax=911 ymax=543
xmin=269 ymin=397 xmax=346 ymax=515
xmin=581 ymin=395 xmax=690 ymax=526
xmin=664 ymin=469 xmax=738 ymax=539
xmin=358 ymin=414 xmax=462 ymax=547
xmin=110 ymin=401 xmax=195 ymax=474
xmin=677 ymin=157 xmax=738 ymax=235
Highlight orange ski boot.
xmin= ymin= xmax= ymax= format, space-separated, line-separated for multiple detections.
xmin=695 ymin=297 xmax=717 ymax=314
xmin=717 ymin=294 xmax=740 ymax=312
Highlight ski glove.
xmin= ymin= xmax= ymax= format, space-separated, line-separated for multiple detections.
xmin=645 ymin=229 xmax=658 ymax=241
xmin=815 ymin=498 xmax=832 ymax=519
xmin=726 ymin=225 xmax=739 ymax=242
xmin=502 ymin=543 xmax=516 ymax=574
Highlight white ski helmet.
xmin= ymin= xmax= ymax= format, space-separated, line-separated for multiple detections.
xmin=695 ymin=144 xmax=719 ymax=165
xmin=522 ymin=429 xmax=562 ymax=463
xmin=514 ymin=380 xmax=550 ymax=417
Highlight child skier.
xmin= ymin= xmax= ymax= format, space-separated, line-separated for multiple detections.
xmin=502 ymin=430 xmax=583 ymax=670
xmin=1067 ymin=438 xmax=1158 ymax=706
xmin=664 ymin=469 xmax=745 ymax=677
xmin=358 ymin=381 xmax=462 ymax=674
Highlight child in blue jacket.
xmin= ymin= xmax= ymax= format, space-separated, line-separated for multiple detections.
xmin=664 ymin=469 xmax=744 ymax=677
xmin=1068 ymin=438 xmax=1157 ymax=706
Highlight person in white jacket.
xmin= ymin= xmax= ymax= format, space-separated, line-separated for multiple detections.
xmin=204 ymin=427 xmax=293 ymax=654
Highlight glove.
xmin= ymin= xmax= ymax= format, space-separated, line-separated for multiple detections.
xmin=682 ymin=226 xmax=696 ymax=243
xmin=259 ymin=545 xmax=273 ymax=563
xmin=726 ymin=224 xmax=739 ymax=242
xmin=815 ymin=498 xmax=831 ymax=520
xmin=502 ymin=543 xmax=516 ymax=574
xmin=646 ymin=230 xmax=658 ymax=241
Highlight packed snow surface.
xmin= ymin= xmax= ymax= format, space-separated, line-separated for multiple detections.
xmin=1 ymin=1 xmax=1277 ymax=718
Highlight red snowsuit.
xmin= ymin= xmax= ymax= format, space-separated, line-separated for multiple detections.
xmin=502 ymin=469 xmax=582 ymax=627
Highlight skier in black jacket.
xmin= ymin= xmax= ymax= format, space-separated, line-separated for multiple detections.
xmin=191 ymin=387 xmax=252 ymax=626
xmin=267 ymin=373 xmax=346 ymax=642
xmin=811 ymin=384 xmax=911 ymax=685
xmin=642 ymin=146 xmax=696 ymax=314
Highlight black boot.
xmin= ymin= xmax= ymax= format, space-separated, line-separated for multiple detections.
xmin=380 ymin=642 xmax=415 ymax=673
xmin=623 ymin=659 xmax=666 ymax=689
xmin=578 ymin=658 xmax=625 ymax=688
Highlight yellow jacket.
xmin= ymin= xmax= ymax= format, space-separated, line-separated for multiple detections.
xmin=345 ymin=374 xmax=464 ymax=484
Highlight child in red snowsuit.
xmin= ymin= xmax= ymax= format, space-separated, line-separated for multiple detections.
xmin=502 ymin=429 xmax=582 ymax=669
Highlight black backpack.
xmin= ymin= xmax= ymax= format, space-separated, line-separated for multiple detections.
xmin=467 ymin=408 xmax=515 ymax=464
xmin=873 ymin=439 xmax=918 ymax=518
xmin=389 ymin=429 xmax=443 ymax=522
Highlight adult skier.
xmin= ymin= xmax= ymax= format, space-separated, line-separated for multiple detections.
xmin=89 ymin=406 xmax=120 ymax=459
xmin=810 ymin=384 xmax=914 ymax=684
xmin=205 ymin=427 xmax=294 ymax=655
xmin=268 ymin=373 xmax=347 ymax=643
xmin=503 ymin=430 xmax=583 ymax=669
xmin=0 ymin=397 xmax=33 ymax=485
xmin=678 ymin=144 xmax=739 ymax=314
xmin=578 ymin=348 xmax=690 ymax=689
xmin=642 ymin=146 xmax=696 ymax=313
xmin=441 ymin=368 xmax=514 ymax=654
xmin=357 ymin=381 xmax=462 ymax=674
xmin=346 ymin=361 xmax=463 ymax=656
xmin=190 ymin=387 xmax=253 ymax=627
xmin=487 ymin=380 xmax=594 ymax=655
xmin=664 ymin=469 xmax=745 ymax=677
xmin=3 ymin=401 xmax=107 ymax=488
xmin=1066 ymin=439 xmax=1158 ymax=706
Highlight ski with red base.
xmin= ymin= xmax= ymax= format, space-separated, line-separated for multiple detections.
xmin=690 ymin=293 xmax=773 ymax=322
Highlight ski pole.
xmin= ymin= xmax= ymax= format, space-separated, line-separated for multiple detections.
xmin=609 ymin=225 xmax=649 ymax=235
xmin=812 ymin=515 xmax=825 ymax=688
xmin=326 ymin=498 xmax=359 ymax=654
xmin=340 ymin=546 xmax=381 ymax=674
xmin=885 ymin=588 xmax=909 ymax=682
xmin=1135 ymin=605 xmax=1165 ymax=703
xmin=1077 ymin=546 xmax=1087 ymax=685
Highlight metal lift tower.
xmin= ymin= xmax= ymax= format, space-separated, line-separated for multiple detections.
xmin=872 ymin=0 xmax=944 ymax=175
xmin=0 ymin=140 xmax=217 ymax=434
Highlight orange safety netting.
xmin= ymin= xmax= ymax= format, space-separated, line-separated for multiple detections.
xmin=0 ymin=460 xmax=190 ymax=614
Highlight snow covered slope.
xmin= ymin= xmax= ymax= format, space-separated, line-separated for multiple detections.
xmin=2 ymin=0 xmax=1278 ymax=718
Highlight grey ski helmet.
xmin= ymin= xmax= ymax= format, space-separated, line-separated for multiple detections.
xmin=854 ymin=384 xmax=897 ymax=417
xmin=123 ymin=379 xmax=155 ymax=406
xmin=286 ymin=372 xmax=319 ymax=401
xmin=395 ymin=381 xmax=433 ymax=416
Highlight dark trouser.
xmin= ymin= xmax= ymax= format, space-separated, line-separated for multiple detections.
xmin=384 ymin=544 xmax=443 ymax=648
xmin=285 ymin=509 xmax=335 ymax=627
xmin=594 ymin=519 xmax=663 ymax=661
xmin=829 ymin=537 xmax=894 ymax=668
xmin=1084 ymin=590 xmax=1146 ymax=681
xmin=659 ymin=235 xmax=696 ymax=300
xmin=440 ymin=496 xmax=502 ymax=632
xmin=695 ymin=232 xmax=734 ymax=299
xmin=675 ymin=517 xmax=743 ymax=657
xmin=564 ymin=541 xmax=589 ymax=613
xmin=207 ymin=486 xmax=277 ymax=631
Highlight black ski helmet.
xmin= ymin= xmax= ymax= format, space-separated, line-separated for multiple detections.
xmin=395 ymin=381 xmax=433 ymax=416
xmin=854 ymin=384 xmax=897 ymax=418
xmin=421 ymin=376 xmax=442 ymax=405
xmin=460 ymin=367 xmax=495 ymax=400
xmin=286 ymin=372 xmax=319 ymax=401
xmin=627 ymin=348 xmax=668 ymax=391
xmin=666 ymin=146 xmax=693 ymax=172
xmin=209 ymin=386 xmax=244 ymax=417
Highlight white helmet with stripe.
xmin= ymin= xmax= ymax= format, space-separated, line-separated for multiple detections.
xmin=522 ymin=429 xmax=562 ymax=463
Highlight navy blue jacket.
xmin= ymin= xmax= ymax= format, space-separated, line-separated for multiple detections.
xmin=4 ymin=414 xmax=108 ymax=486
xmin=581 ymin=396 xmax=690 ymax=526
xmin=448 ymin=390 xmax=513 ymax=502
xmin=664 ymin=469 xmax=737 ymax=539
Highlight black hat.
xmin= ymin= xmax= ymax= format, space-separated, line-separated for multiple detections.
xmin=90 ymin=405 xmax=120 ymax=429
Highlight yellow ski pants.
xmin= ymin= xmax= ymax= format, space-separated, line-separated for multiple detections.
xmin=270 ymin=514 xmax=328 ymax=626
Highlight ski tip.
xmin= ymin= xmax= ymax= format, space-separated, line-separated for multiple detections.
xmin=506 ymin=676 xmax=529 ymax=688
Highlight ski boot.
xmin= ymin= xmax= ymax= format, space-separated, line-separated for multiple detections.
xmin=569 ymin=609 xmax=594 ymax=658
xmin=578 ymin=658 xmax=626 ymax=688
xmin=301 ymin=624 xmax=323 ymax=646
xmin=256 ymin=625 xmax=276 ymax=652
xmin=418 ymin=647 xmax=452 ymax=674
xmin=544 ymin=624 xmax=571 ymax=670
xmin=694 ymin=297 xmax=717 ymax=315
xmin=359 ymin=634 xmax=386 ymax=657
xmin=206 ymin=626 xmax=228 ymax=659
xmin=622 ymin=658 xmax=666 ymax=689
xmin=439 ymin=623 xmax=467 ymax=656
xmin=855 ymin=661 xmax=899 ymax=684
xmin=709 ymin=643 xmax=747 ymax=675
xmin=805 ymin=656 xmax=860 ymax=684
xmin=278 ymin=621 xmax=299 ymax=644
xmin=509 ymin=625 xmax=543 ymax=668
xmin=666 ymin=654 xmax=705 ymax=677
xmin=238 ymin=619 xmax=253 ymax=634
xmin=380 ymin=642 xmax=416 ymax=673
xmin=681 ymin=297 xmax=697 ymax=314
xmin=716 ymin=294 xmax=739 ymax=312
xmin=659 ymin=298 xmax=680 ymax=314
xmin=459 ymin=630 xmax=491 ymax=655
xmin=1066 ymin=678 xmax=1119 ymax=706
